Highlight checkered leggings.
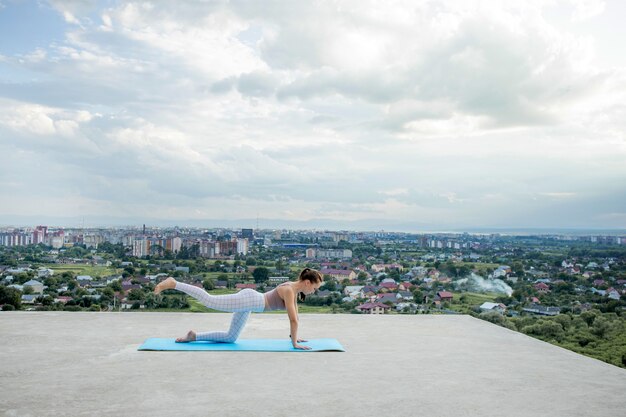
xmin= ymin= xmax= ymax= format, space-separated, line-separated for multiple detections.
xmin=174 ymin=282 xmax=265 ymax=343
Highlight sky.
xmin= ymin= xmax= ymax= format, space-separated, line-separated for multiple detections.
xmin=0 ymin=0 xmax=625 ymax=232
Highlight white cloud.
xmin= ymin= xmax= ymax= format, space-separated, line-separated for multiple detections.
xmin=0 ymin=0 xmax=624 ymax=229
xmin=0 ymin=100 xmax=93 ymax=137
xmin=570 ymin=0 xmax=606 ymax=22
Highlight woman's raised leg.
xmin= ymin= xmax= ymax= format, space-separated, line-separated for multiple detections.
xmin=169 ymin=281 xmax=264 ymax=313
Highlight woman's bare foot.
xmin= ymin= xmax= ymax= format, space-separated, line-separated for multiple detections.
xmin=154 ymin=277 xmax=176 ymax=295
xmin=176 ymin=330 xmax=196 ymax=343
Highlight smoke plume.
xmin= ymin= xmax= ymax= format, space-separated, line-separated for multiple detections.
xmin=454 ymin=273 xmax=513 ymax=296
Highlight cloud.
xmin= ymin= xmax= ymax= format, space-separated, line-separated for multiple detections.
xmin=570 ymin=0 xmax=606 ymax=22
xmin=0 ymin=0 xmax=624 ymax=229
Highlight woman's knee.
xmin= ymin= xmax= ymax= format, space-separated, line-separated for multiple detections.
xmin=222 ymin=333 xmax=239 ymax=343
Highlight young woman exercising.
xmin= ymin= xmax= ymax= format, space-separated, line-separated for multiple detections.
xmin=153 ymin=268 xmax=324 ymax=350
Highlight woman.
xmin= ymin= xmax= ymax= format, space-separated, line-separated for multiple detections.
xmin=154 ymin=268 xmax=324 ymax=350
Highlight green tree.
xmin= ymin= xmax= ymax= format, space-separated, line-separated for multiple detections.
xmin=252 ymin=267 xmax=270 ymax=283
xmin=44 ymin=277 xmax=58 ymax=288
xmin=127 ymin=288 xmax=145 ymax=301
xmin=275 ymin=260 xmax=285 ymax=272
xmin=0 ymin=286 xmax=22 ymax=309
xmin=321 ymin=280 xmax=337 ymax=291
xmin=203 ymin=278 xmax=215 ymax=290
xmin=109 ymin=280 xmax=122 ymax=292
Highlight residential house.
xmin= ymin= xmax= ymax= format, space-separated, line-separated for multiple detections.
xmin=398 ymin=291 xmax=414 ymax=301
xmin=321 ymin=269 xmax=356 ymax=282
xmin=395 ymin=302 xmax=418 ymax=312
xmin=105 ymin=275 xmax=123 ymax=284
xmin=7 ymin=267 xmax=31 ymax=274
xmin=376 ymin=293 xmax=400 ymax=305
xmin=343 ymin=285 xmax=364 ymax=298
xmin=427 ymin=269 xmax=440 ymax=279
xmin=121 ymin=280 xmax=142 ymax=292
xmin=534 ymin=282 xmax=550 ymax=293
xmin=236 ymin=283 xmax=257 ymax=290
xmin=23 ymin=279 xmax=44 ymax=294
xmin=371 ymin=263 xmax=403 ymax=273
xmin=356 ymin=302 xmax=391 ymax=314
xmin=411 ymin=266 xmax=428 ymax=277
xmin=121 ymin=299 xmax=146 ymax=309
xmin=132 ymin=276 xmax=152 ymax=284
xmin=493 ymin=266 xmax=511 ymax=278
xmin=37 ymin=268 xmax=54 ymax=278
xmin=21 ymin=294 xmax=39 ymax=304
xmin=607 ymin=288 xmax=621 ymax=300
xmin=362 ymin=285 xmax=379 ymax=295
xmin=479 ymin=302 xmax=507 ymax=314
xmin=437 ymin=276 xmax=452 ymax=284
xmin=436 ymin=291 xmax=453 ymax=302
xmin=523 ymin=303 xmax=560 ymax=316
xmin=268 ymin=276 xmax=290 ymax=284
xmin=379 ymin=282 xmax=399 ymax=292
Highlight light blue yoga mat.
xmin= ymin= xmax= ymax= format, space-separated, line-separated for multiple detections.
xmin=138 ymin=338 xmax=345 ymax=352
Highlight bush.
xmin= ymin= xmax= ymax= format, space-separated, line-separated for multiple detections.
xmin=2 ymin=304 xmax=15 ymax=311
xmin=479 ymin=311 xmax=516 ymax=330
xmin=522 ymin=320 xmax=565 ymax=341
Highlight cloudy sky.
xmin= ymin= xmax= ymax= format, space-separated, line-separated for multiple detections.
xmin=1 ymin=0 xmax=625 ymax=232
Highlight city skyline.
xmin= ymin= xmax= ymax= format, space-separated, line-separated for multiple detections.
xmin=1 ymin=1 xmax=625 ymax=231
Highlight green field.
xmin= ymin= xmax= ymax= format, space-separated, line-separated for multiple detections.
xmin=448 ymin=291 xmax=500 ymax=313
xmin=461 ymin=262 xmax=501 ymax=273
xmin=46 ymin=264 xmax=122 ymax=277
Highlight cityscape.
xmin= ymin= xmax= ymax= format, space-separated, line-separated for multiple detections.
xmin=1 ymin=223 xmax=624 ymax=368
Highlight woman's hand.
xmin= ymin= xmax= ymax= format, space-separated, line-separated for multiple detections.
xmin=293 ymin=343 xmax=312 ymax=350
xmin=297 ymin=338 xmax=308 ymax=343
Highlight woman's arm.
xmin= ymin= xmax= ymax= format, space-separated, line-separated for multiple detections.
xmin=282 ymin=288 xmax=311 ymax=350
xmin=294 ymin=294 xmax=307 ymax=343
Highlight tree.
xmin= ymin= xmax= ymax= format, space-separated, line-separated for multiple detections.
xmin=321 ymin=280 xmax=337 ymax=291
xmin=127 ymin=288 xmax=145 ymax=301
xmin=44 ymin=277 xmax=58 ymax=288
xmin=275 ymin=260 xmax=285 ymax=272
xmin=511 ymin=261 xmax=525 ymax=277
xmin=252 ymin=267 xmax=270 ymax=283
xmin=203 ymin=278 xmax=215 ymax=291
xmin=0 ymin=286 xmax=21 ymax=309
xmin=108 ymin=280 xmax=122 ymax=292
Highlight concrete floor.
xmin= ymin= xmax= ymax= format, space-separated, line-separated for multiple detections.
xmin=1 ymin=312 xmax=624 ymax=417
